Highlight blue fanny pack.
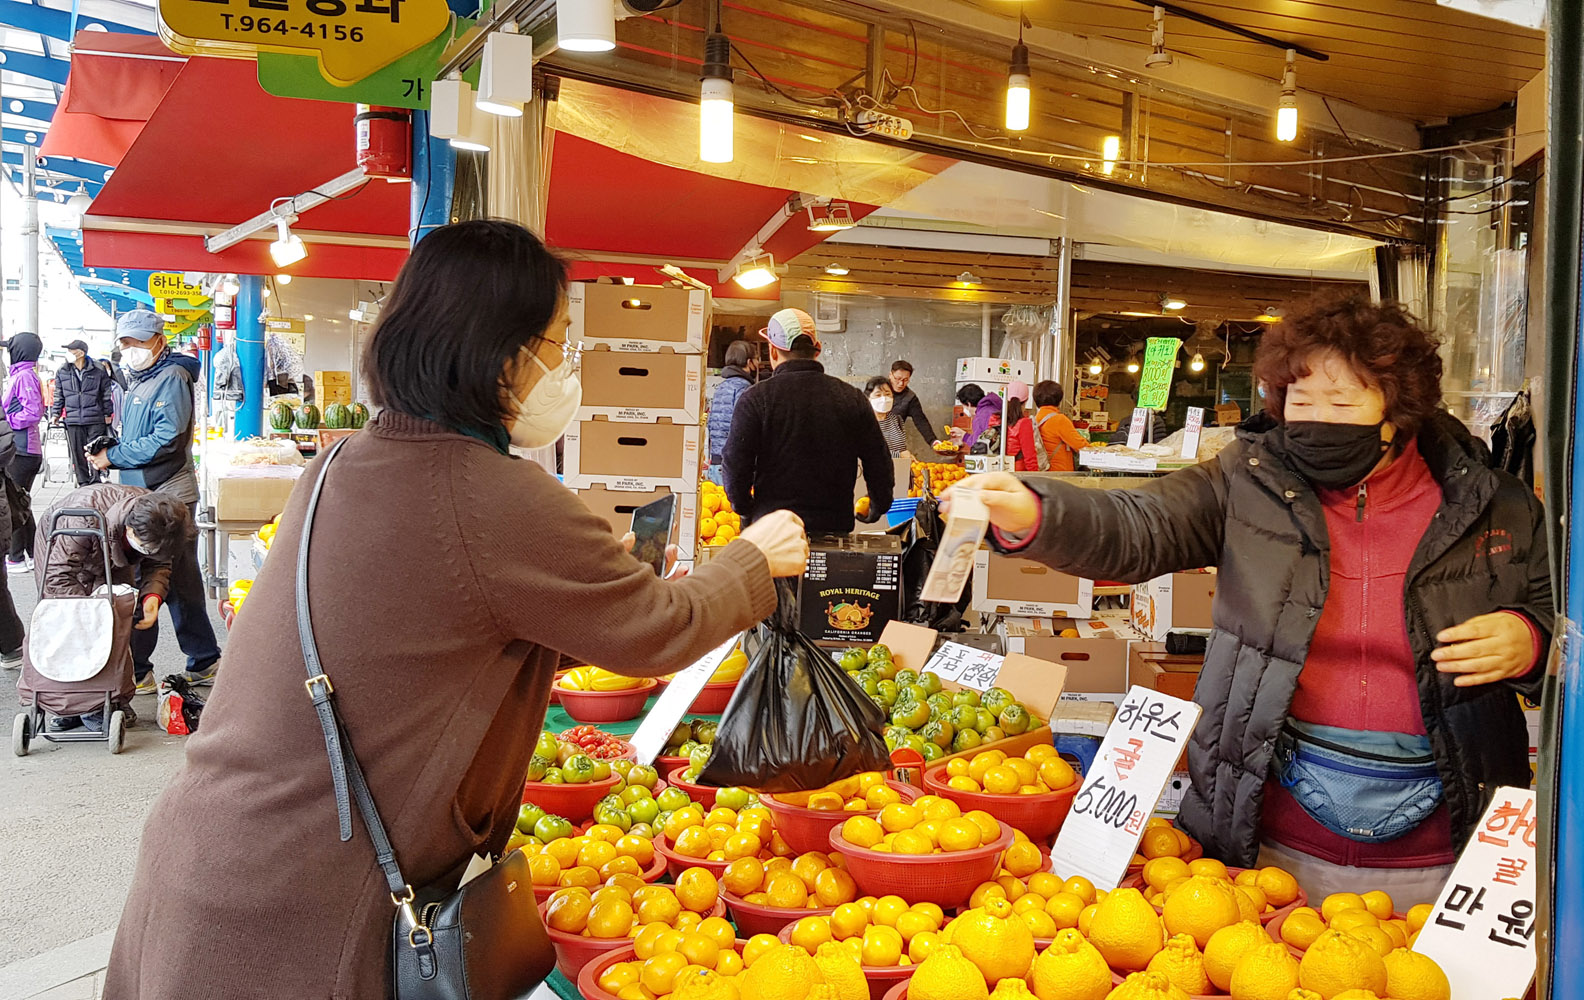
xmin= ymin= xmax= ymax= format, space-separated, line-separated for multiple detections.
xmin=1276 ymin=721 xmax=1444 ymax=843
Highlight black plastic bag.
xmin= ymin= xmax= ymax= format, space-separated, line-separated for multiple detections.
xmin=157 ymin=674 xmax=205 ymax=734
xmin=698 ymin=580 xmax=890 ymax=793
xmin=900 ymin=489 xmax=969 ymax=630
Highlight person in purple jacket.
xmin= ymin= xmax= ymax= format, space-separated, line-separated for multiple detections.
xmin=3 ymin=333 xmax=45 ymax=572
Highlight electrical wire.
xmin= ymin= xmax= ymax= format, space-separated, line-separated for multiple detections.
xmin=729 ymin=41 xmax=848 ymax=110
xmin=882 ymin=74 xmax=1008 ymax=142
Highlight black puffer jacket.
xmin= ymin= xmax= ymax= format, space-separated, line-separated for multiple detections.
xmin=51 ymin=359 xmax=115 ymax=426
xmin=1001 ymin=411 xmax=1551 ymax=865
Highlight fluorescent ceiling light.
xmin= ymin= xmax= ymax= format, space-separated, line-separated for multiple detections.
xmin=1101 ymin=135 xmax=1120 ymax=175
xmin=734 ymin=252 xmax=777 ymax=290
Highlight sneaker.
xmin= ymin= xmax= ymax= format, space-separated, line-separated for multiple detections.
xmin=0 ymin=647 xmax=20 ymax=670
xmin=185 ymin=663 xmax=220 ymax=687
xmin=47 ymin=715 xmax=82 ymax=732
xmin=80 ymin=710 xmax=104 ymax=733
xmin=133 ymin=674 xmax=158 ymax=696
xmin=5 ymin=557 xmax=28 ymax=575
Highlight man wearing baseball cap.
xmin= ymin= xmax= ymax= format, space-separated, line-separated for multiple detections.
xmin=51 ymin=338 xmax=115 ymax=485
xmin=722 ymin=308 xmax=893 ymax=534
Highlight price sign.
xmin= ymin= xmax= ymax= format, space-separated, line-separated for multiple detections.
xmin=921 ymin=641 xmax=1004 ymax=692
xmin=1049 ymin=686 xmax=1201 ymax=889
xmin=1135 ymin=337 xmax=1182 ymax=410
xmin=266 ymin=317 xmax=306 ymax=334
xmin=1412 ymin=787 xmax=1538 ymax=1000
xmin=148 ymin=272 xmax=204 ymax=301
xmin=628 ymin=636 xmax=741 ymax=766
xmin=1126 ymin=407 xmax=1149 ymax=450
xmin=1181 ymin=407 xmax=1205 ymax=460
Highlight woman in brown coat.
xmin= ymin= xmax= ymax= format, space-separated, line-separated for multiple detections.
xmin=104 ymin=221 xmax=809 ymax=999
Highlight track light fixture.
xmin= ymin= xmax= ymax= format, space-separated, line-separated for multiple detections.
xmin=1276 ymin=48 xmax=1298 ymax=142
xmin=1145 ymin=6 xmax=1172 ymax=68
xmin=270 ymin=220 xmax=306 ymax=267
xmin=734 ymin=252 xmax=776 ymax=290
xmin=806 ymin=202 xmax=857 ymax=231
xmin=475 ymin=26 xmax=535 ymax=117
xmin=557 ymin=0 xmax=617 ymax=53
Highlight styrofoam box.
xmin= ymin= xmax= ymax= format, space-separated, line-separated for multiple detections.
xmin=956 ymin=356 xmax=1037 ymax=386
xmin=568 ymin=282 xmax=711 ymax=354
xmin=577 ymin=348 xmax=704 ymax=424
xmin=563 ymin=416 xmax=701 ymax=493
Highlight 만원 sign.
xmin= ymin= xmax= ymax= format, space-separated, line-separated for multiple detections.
xmin=158 ymin=0 xmax=449 ymax=86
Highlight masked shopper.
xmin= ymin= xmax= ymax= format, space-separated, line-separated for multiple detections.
xmin=104 ymin=221 xmax=809 ymax=999
xmin=952 ymin=295 xmax=1551 ymax=903
xmin=866 ymin=376 xmax=909 ymax=457
xmin=706 ymin=339 xmax=759 ymax=484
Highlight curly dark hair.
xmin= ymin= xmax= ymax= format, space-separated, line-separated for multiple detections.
xmin=1253 ymin=294 xmax=1444 ymax=440
xmin=125 ymin=493 xmax=194 ymax=558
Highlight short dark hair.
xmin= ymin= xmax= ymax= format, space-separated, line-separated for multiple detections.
xmin=724 ymin=340 xmax=756 ymax=368
xmin=125 ymin=493 xmax=193 ymax=558
xmin=364 ymin=220 xmax=568 ymax=435
xmin=891 ymin=360 xmax=914 ymax=374
xmin=864 ymin=376 xmax=893 ymax=396
xmin=957 ymin=383 xmax=985 ymax=406
xmin=1033 ymin=380 xmax=1064 ymax=409
xmin=785 ymin=342 xmax=820 ymax=360
xmin=1253 ymin=294 xmax=1444 ymax=440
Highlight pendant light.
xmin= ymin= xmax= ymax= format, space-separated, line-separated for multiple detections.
xmin=1276 ymin=48 xmax=1298 ymax=142
xmin=1005 ymin=35 xmax=1031 ymax=132
xmin=699 ymin=17 xmax=734 ymax=163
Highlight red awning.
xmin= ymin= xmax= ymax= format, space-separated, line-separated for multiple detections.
xmin=39 ymin=33 xmax=186 ymax=167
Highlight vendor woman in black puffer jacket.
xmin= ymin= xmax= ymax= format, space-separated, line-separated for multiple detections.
xmin=952 ymin=295 xmax=1551 ymax=904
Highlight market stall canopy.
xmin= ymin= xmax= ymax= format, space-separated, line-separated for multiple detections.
xmin=37 ymin=31 xmax=180 ymax=168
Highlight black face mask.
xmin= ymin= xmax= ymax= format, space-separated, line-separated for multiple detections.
xmin=1279 ymin=420 xmax=1390 ymax=490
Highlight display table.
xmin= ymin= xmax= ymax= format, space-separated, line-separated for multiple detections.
xmin=541 ymin=695 xmax=721 ymax=742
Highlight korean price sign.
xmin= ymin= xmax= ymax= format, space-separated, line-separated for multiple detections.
xmin=159 ymin=0 xmax=449 ymax=86
xmin=1412 ymin=786 xmax=1538 ymax=1000
xmin=1049 ymin=686 xmax=1200 ymax=889
xmin=921 ymin=641 xmax=1004 ymax=692
xmin=628 ymin=636 xmax=739 ymax=766
xmin=1135 ymin=337 xmax=1182 ymax=410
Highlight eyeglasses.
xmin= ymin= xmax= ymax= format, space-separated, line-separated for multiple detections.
xmin=525 ymin=338 xmax=583 ymax=377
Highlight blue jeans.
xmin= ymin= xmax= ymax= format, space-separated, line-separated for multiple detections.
xmin=132 ymin=502 xmax=220 ymax=680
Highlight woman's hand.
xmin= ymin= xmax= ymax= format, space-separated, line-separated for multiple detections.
xmin=1433 ymin=612 xmax=1537 ymax=687
xmin=134 ymin=595 xmax=160 ymax=630
xmin=737 ymin=509 xmax=809 ymax=577
xmin=941 ymin=472 xmax=1040 ymax=536
xmin=619 ymin=532 xmax=685 ymax=579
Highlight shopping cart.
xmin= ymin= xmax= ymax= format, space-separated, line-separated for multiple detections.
xmin=12 ymin=507 xmax=138 ymax=755
xmin=40 ymin=423 xmax=72 ymax=486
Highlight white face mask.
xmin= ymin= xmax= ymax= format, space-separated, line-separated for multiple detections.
xmin=871 ymin=395 xmax=893 ymax=415
xmin=126 ymin=531 xmax=151 ymax=556
xmin=122 ymin=346 xmax=156 ymax=371
xmin=509 ymin=348 xmax=582 ymax=449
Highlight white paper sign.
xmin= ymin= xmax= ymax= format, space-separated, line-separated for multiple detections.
xmin=1412 ymin=786 xmax=1538 ymax=1000
xmin=1126 ymin=407 xmax=1149 ymax=450
xmin=628 ymin=636 xmax=740 ymax=765
xmin=1181 ymin=407 xmax=1205 ymax=460
xmin=1049 ymin=686 xmax=1201 ymax=889
xmin=921 ymin=641 xmax=1005 ymax=691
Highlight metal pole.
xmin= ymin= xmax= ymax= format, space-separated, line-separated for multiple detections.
xmin=1051 ymin=237 xmax=1074 ymax=399
xmin=21 ymin=145 xmax=38 ymax=335
xmin=409 ymin=109 xmax=456 ymax=246
xmin=980 ymin=302 xmax=991 ymax=356
xmin=234 ymin=277 xmax=266 ymax=439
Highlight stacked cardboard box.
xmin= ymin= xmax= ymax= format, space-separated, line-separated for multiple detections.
xmin=564 ymin=281 xmax=711 ymax=559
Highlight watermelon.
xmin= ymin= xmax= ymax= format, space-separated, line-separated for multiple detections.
xmin=269 ymin=401 xmax=296 ymax=431
xmin=324 ymin=403 xmax=351 ymax=429
xmin=349 ymin=402 xmax=369 ymax=429
xmin=295 ymin=404 xmax=321 ymax=430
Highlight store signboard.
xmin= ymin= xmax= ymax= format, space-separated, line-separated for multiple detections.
xmin=148 ymin=272 xmax=203 ymax=302
xmin=1050 ymin=686 xmax=1201 ymax=889
xmin=1135 ymin=337 xmax=1182 ymax=410
xmin=256 ymin=16 xmax=474 ymax=109
xmin=1181 ymin=407 xmax=1205 ymax=459
xmin=628 ymin=636 xmax=740 ymax=766
xmin=1413 ymin=786 xmax=1537 ymax=1000
xmin=159 ymin=0 xmax=450 ymax=87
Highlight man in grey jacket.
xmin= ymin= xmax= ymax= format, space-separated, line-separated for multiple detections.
xmin=889 ymin=360 xmax=940 ymax=448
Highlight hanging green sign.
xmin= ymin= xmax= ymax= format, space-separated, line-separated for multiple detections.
xmin=256 ymin=17 xmax=474 ymax=110
xmin=1135 ymin=337 xmax=1182 ymax=410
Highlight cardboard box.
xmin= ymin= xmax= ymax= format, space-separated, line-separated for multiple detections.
xmin=801 ymin=535 xmax=903 ymax=646
xmin=1131 ymin=571 xmax=1217 ymax=640
xmin=578 ymin=349 xmax=704 ymax=424
xmin=211 ymin=469 xmax=302 ymax=522
xmin=999 ymin=617 xmax=1132 ymax=705
xmin=563 ymin=416 xmax=701 ymax=492
xmin=568 ymin=282 xmax=711 ymax=354
xmin=956 ymin=356 xmax=1036 ymax=386
xmin=1127 ymin=641 xmax=1204 ymax=702
xmin=972 ymin=548 xmax=1094 ymax=618
xmin=1214 ymin=402 xmax=1243 ymax=426
xmin=314 ymin=369 xmax=351 ymax=386
xmin=572 ymin=483 xmax=699 ymax=559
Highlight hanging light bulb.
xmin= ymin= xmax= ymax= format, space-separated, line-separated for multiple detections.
xmin=1006 ymin=41 xmax=1031 ymax=132
xmin=1276 ymin=48 xmax=1298 ymax=142
xmin=1145 ymin=5 xmax=1172 ymax=68
xmin=275 ymin=273 xmax=292 ymax=285
xmin=1101 ymin=135 xmax=1121 ymax=175
xmin=1189 ymin=352 xmax=1206 ymax=372
xmin=1088 ymin=358 xmax=1103 ymax=376
xmin=699 ymin=26 xmax=734 ymax=163
xmin=67 ymin=183 xmax=91 ymax=215
xmin=1126 ymin=358 xmax=1140 ymax=374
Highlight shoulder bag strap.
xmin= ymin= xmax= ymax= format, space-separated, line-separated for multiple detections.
xmin=297 ymin=437 xmax=416 ymax=910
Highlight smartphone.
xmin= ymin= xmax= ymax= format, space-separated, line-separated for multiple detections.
xmin=629 ymin=494 xmax=678 ymax=577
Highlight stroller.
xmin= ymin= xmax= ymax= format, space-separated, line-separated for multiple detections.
xmin=12 ymin=507 xmax=138 ymax=755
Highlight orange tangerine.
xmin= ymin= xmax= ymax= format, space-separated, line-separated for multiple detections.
xmin=600 ymin=856 xmax=642 ymax=880
xmin=892 ymin=830 xmax=933 ymax=855
xmin=982 ymin=766 xmax=1021 ymax=795
xmin=969 ymin=882 xmax=1009 ymax=909
xmin=765 ymin=872 xmax=810 ymax=909
xmin=1027 ymin=873 xmax=1064 ymax=899
xmin=716 ymin=951 xmax=744 ymax=977
xmin=675 ymin=868 xmax=720 ymax=913
xmin=873 ymin=895 xmax=909 ymax=928
xmin=633 ymin=923 xmax=671 ymax=960
xmin=636 ymin=891 xmax=682 ymax=926
xmin=814 ymin=867 xmax=858 ymax=906
xmin=1045 ymin=891 xmax=1085 ymax=929
xmin=841 ymin=816 xmax=885 ymax=849
xmin=996 ymin=876 xmax=1028 ymax=901
xmin=546 ymin=838 xmax=581 ymax=869
xmin=723 ymin=833 xmax=762 ymax=861
xmin=964 ymin=810 xmax=1002 ymax=842
xmin=528 ymin=853 xmax=561 ymax=887
xmin=861 ymin=925 xmax=905 ymax=966
xmin=1321 ymin=892 xmax=1369 ymax=922
xmin=639 ymin=952 xmax=689 ymax=995
xmin=1062 ymin=877 xmax=1097 ymax=905
xmin=921 ymin=797 xmax=962 ymax=822
xmin=940 ymin=819 xmax=985 ymax=852
xmin=742 ymin=933 xmax=781 ymax=967
xmin=831 ymin=902 xmax=870 ymax=940
xmin=697 ymin=916 xmax=736 ymax=950
xmin=896 ymin=910 xmax=937 ymax=941
xmin=1185 ymin=858 xmax=1229 ymax=881
xmin=1002 ymin=842 xmax=1043 ymax=878
xmin=672 ymin=827 xmax=713 ymax=860
xmin=723 ymin=858 xmax=766 ymax=897
xmin=879 ymin=803 xmax=923 ymax=833
xmin=792 ymin=853 xmax=832 ymax=887
xmin=676 ymin=932 xmax=721 ymax=969
xmin=615 ymin=836 xmax=655 ymax=865
xmin=790 ymin=916 xmax=833 ymax=952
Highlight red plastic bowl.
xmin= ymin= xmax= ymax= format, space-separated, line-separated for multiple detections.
xmin=881 ymin=976 xmax=911 ymax=1000
xmin=522 ymin=772 xmax=622 ymax=822
xmin=689 ymin=679 xmax=740 ymax=715
xmin=653 ymin=833 xmax=733 ymax=880
xmin=557 ymin=679 xmax=658 ymax=724
xmin=764 ymin=782 xmax=921 ymax=856
xmin=922 ymin=764 xmax=1079 ymax=842
xmin=725 ymin=891 xmax=836 ymax=937
xmin=829 ymin=824 xmax=1015 ymax=909
xmin=553 ymin=904 xmax=733 ymax=989
xmin=1265 ymin=908 xmax=1399 ymax=953
xmin=657 ymin=755 xmax=690 ymax=774
xmin=665 ymin=766 xmax=719 ymax=810
xmin=778 ymin=925 xmax=917 ymax=1000
xmin=530 ymin=846 xmax=668 ymax=903
xmin=1119 ymin=866 xmax=1308 ymax=926
xmin=578 ymin=939 xmax=750 ymax=1000
xmin=1125 ymin=841 xmax=1203 ymax=878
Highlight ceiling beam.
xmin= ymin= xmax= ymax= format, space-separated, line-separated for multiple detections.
xmin=0 ymin=49 xmax=70 ymax=85
xmin=2 ymin=150 xmax=110 ymax=182
xmin=0 ymin=1 xmax=148 ymax=40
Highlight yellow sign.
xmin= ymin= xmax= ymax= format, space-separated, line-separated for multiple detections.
xmin=158 ymin=0 xmax=450 ymax=86
xmin=266 ymin=317 xmax=305 ymax=334
xmin=149 ymin=272 xmax=204 ymax=301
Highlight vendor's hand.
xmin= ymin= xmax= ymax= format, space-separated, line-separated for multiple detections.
xmin=88 ymin=449 xmax=111 ymax=471
xmin=737 ymin=509 xmax=809 ymax=578
xmin=619 ymin=531 xmax=686 ymax=579
xmin=941 ymin=472 xmax=1040 ymax=535
xmin=1433 ymin=612 xmax=1536 ymax=687
xmin=135 ymin=595 xmax=160 ymax=630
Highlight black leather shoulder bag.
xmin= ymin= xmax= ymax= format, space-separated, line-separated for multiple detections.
xmin=296 ymin=437 xmax=554 ymax=1000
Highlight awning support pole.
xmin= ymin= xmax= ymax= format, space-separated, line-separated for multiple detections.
xmin=22 ymin=145 xmax=38 ymax=334
xmin=234 ymin=276 xmax=266 ymax=439
xmin=409 ymin=109 xmax=454 ymax=246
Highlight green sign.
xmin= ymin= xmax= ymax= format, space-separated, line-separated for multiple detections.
xmin=1136 ymin=337 xmax=1182 ymax=410
xmin=256 ymin=18 xmax=475 ymax=109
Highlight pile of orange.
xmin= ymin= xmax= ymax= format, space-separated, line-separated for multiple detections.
xmin=1277 ymin=890 xmax=1433 ymax=954
xmin=941 ymin=746 xmax=1078 ymax=796
xmin=909 ymin=461 xmax=967 ymax=499
xmin=522 ymin=827 xmax=658 ymax=889
xmin=1137 ymin=856 xmax=1301 ymax=923
xmin=722 ymin=850 xmax=858 ymax=910
xmin=663 ymin=802 xmax=794 ymax=863
xmin=544 ymin=867 xmax=720 ymax=940
xmin=787 ymin=895 xmax=948 ymax=966
xmin=1128 ymin=817 xmax=1203 ymax=868
xmin=838 ymin=796 xmax=1002 ymax=855
xmin=964 ymin=871 xmax=1102 ymax=942
xmin=596 ymin=937 xmax=868 ymax=1000
xmin=699 ymin=482 xmax=741 ymax=548
xmin=774 ymin=771 xmax=905 ymax=812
